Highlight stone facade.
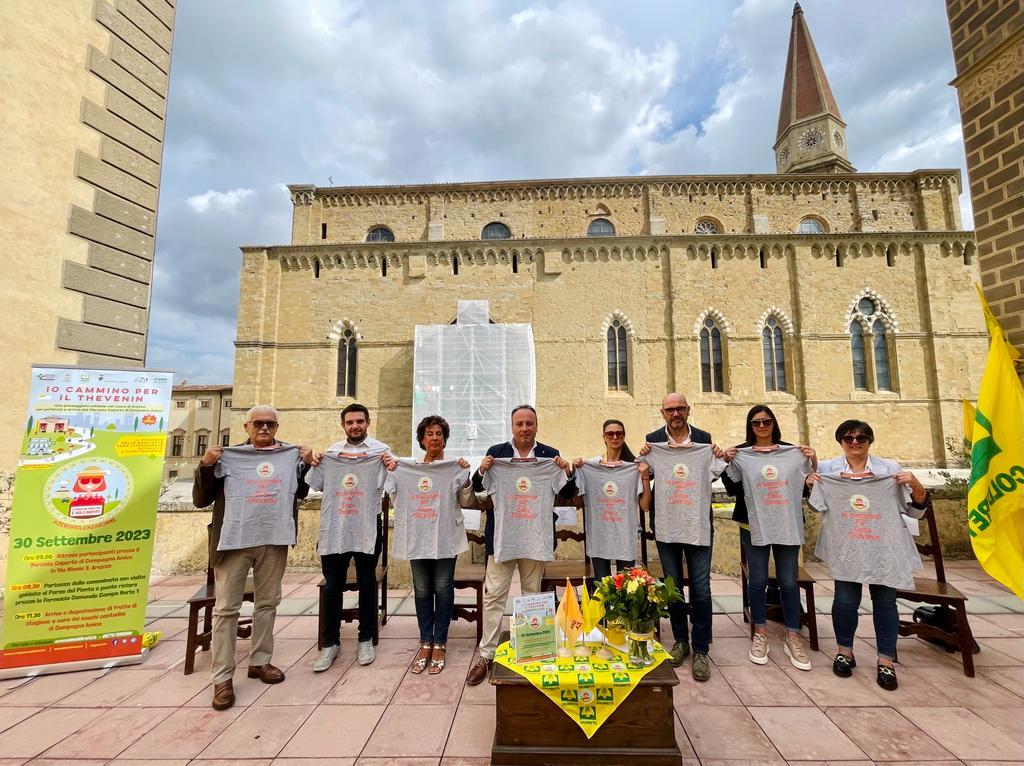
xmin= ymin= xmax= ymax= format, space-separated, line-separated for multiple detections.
xmin=946 ymin=0 xmax=1024 ymax=360
xmin=0 ymin=0 xmax=175 ymax=470
xmin=164 ymin=384 xmax=233 ymax=481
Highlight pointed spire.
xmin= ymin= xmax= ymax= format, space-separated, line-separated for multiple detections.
xmin=776 ymin=2 xmax=842 ymax=144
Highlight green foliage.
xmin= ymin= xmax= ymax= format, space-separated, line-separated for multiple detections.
xmin=593 ymin=566 xmax=683 ymax=625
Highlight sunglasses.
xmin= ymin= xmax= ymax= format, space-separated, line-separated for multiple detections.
xmin=750 ymin=418 xmax=774 ymax=427
xmin=603 ymin=431 xmax=625 ymax=438
xmin=251 ymin=420 xmax=279 ymax=429
xmin=842 ymin=434 xmax=870 ymax=444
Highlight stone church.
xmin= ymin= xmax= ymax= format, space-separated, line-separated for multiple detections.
xmin=231 ymin=4 xmax=984 ymax=466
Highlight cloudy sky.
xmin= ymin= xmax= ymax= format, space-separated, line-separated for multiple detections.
xmin=147 ymin=0 xmax=969 ymax=383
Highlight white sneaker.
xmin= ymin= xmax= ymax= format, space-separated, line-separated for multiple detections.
xmin=785 ymin=635 xmax=812 ymax=671
xmin=749 ymin=633 xmax=770 ymax=665
xmin=357 ymin=640 xmax=376 ymax=666
xmin=313 ymin=644 xmax=340 ymax=673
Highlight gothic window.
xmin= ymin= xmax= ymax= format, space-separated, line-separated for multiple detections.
xmin=762 ymin=317 xmax=787 ymax=392
xmin=849 ymin=296 xmax=896 ymax=392
xmin=512 ymin=253 xmax=519 ymax=273
xmin=482 ymin=221 xmax=511 ymax=240
xmin=366 ymin=226 xmax=395 ymax=243
xmin=587 ymin=218 xmax=615 ymax=237
xmin=694 ymin=219 xmax=719 ymax=235
xmin=872 ymin=319 xmax=892 ymax=391
xmin=798 ymin=217 xmax=825 ymax=234
xmin=380 ymin=257 xmax=388 ymax=277
xmin=607 ymin=319 xmax=628 ymax=391
xmin=452 ymin=255 xmax=459 ymax=275
xmin=850 ymin=322 xmax=868 ymax=390
xmin=699 ymin=318 xmax=725 ymax=393
xmin=336 ymin=327 xmax=358 ymax=397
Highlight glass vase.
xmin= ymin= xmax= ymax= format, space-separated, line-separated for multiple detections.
xmin=625 ymin=619 xmax=655 ymax=666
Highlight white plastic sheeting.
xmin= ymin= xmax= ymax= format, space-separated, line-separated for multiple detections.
xmin=411 ymin=300 xmax=535 ymax=463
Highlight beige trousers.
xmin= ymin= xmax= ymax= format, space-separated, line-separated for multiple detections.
xmin=211 ymin=544 xmax=288 ymax=683
xmin=479 ymin=556 xmax=545 ymax=658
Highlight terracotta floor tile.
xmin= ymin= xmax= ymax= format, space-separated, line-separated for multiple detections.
xmin=27 ymin=760 xmax=107 ymax=766
xmin=780 ymin=662 xmax=891 ymax=706
xmin=198 ymin=704 xmax=314 ymax=759
xmin=323 ymin=664 xmax=408 ymax=705
xmin=394 ymin=641 xmax=474 ymax=704
xmin=910 ymin=664 xmax=1024 ymax=708
xmin=965 ymin=615 xmax=1023 ymax=638
xmin=440 ymin=758 xmax=492 ymax=766
xmin=355 ymin=759 xmax=440 ymax=766
xmin=749 ymin=706 xmax=867 ymax=761
xmin=0 ymin=669 xmax=104 ymax=706
xmin=978 ymin=637 xmax=1024 ymax=662
xmin=971 ymin=705 xmax=1024 ymax=746
xmin=443 ymin=704 xmax=494 ymax=758
xmin=0 ymin=706 xmax=41 ymax=735
xmin=274 ymin=616 xmax=320 ymax=640
xmin=718 ymin=664 xmax=814 ymax=706
xmin=0 ymin=707 xmax=104 ymax=758
xmin=698 ymin=759 xmax=788 ymax=766
xmin=676 ymin=705 xmax=782 ymax=760
xmin=456 ymin=675 xmax=495 ymax=704
xmin=255 ymin=648 xmax=355 ymax=706
xmin=118 ymin=665 xmax=211 ymax=707
xmin=373 ymin=617 xmax=425 ymax=640
xmin=186 ymin=760 xmax=272 ymax=766
xmin=273 ymin=759 xmax=356 ymax=766
xmin=105 ymin=760 xmax=189 ymax=765
xmin=977 ymin=666 xmax=1024 ymax=699
xmin=672 ymin=710 xmax=698 ymax=757
xmin=900 ymin=706 xmax=1024 ymax=760
xmin=41 ymin=706 xmax=175 ymax=759
xmin=54 ymin=667 xmax=167 ymax=707
xmin=672 ymin=663 xmax=744 ymax=706
xmin=712 ymin=613 xmax=750 ymax=637
xmin=709 ymin=636 xmax=768 ymax=666
xmin=277 ymin=704 xmax=384 ymax=758
xmin=976 ymin=613 xmax=1024 ymax=634
xmin=143 ymin=616 xmax=191 ymax=639
xmin=824 ymin=706 xmax=956 ymax=761
xmin=119 ymin=706 xmax=243 ymax=759
xmin=361 ymin=704 xmax=456 ymax=758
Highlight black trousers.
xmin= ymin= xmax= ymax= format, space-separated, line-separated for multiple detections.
xmin=321 ymin=522 xmax=382 ymax=644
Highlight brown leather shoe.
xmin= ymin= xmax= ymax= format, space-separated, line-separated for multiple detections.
xmin=466 ymin=656 xmax=492 ymax=686
xmin=247 ymin=663 xmax=285 ymax=684
xmin=212 ymin=680 xmax=235 ymax=710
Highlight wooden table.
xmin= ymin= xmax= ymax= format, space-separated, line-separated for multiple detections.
xmin=489 ymin=650 xmax=682 ymax=766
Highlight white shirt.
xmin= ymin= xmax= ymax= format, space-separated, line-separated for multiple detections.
xmin=326 ymin=435 xmax=391 ymax=456
xmin=507 ymin=440 xmax=537 ymax=459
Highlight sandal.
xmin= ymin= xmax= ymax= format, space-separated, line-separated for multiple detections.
xmin=428 ymin=643 xmax=446 ymax=675
xmin=411 ymin=642 xmax=432 ymax=674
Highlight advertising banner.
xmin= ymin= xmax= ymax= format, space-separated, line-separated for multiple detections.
xmin=1 ymin=365 xmax=173 ymax=677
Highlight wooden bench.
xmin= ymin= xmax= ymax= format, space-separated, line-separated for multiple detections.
xmin=452 ymin=529 xmax=487 ymax=643
xmin=739 ymin=541 xmax=819 ymax=651
xmin=316 ymin=497 xmax=390 ymax=649
xmin=895 ymin=501 xmax=976 ymax=676
xmin=183 ymin=523 xmax=254 ymax=675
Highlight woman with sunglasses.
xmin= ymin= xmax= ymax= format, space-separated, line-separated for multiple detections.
xmin=572 ymin=419 xmax=652 ymax=579
xmin=721 ymin=405 xmax=817 ymax=670
xmin=808 ymin=419 xmax=928 ymax=690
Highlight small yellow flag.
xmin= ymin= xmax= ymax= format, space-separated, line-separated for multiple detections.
xmin=556 ymin=579 xmax=584 ymax=646
xmin=962 ymin=399 xmax=976 ymax=443
xmin=580 ymin=581 xmax=605 ymax=634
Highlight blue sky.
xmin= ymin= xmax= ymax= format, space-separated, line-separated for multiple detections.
xmin=147 ymin=0 xmax=969 ymax=383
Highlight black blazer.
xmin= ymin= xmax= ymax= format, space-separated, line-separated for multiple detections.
xmin=472 ymin=441 xmax=577 ymax=556
xmin=644 ymin=424 xmax=713 ymax=536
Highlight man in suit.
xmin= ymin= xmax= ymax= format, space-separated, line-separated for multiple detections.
xmin=643 ymin=392 xmax=716 ymax=681
xmin=466 ymin=404 xmax=575 ymax=685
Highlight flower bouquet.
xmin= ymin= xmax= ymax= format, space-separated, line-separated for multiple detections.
xmin=593 ymin=567 xmax=682 ymax=666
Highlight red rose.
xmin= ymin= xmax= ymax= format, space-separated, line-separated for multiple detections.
xmin=613 ymin=573 xmax=625 ymax=590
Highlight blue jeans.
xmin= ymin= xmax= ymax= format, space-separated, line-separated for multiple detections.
xmin=409 ymin=558 xmax=457 ymax=644
xmin=832 ymin=579 xmax=899 ymax=660
xmin=655 ymin=537 xmax=713 ymax=654
xmin=591 ymin=558 xmax=634 ymax=581
xmin=741 ymin=527 xmax=802 ymax=632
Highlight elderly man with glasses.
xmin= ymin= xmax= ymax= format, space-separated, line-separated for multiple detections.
xmin=193 ymin=405 xmax=313 ymax=710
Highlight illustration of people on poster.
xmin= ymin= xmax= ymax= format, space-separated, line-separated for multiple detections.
xmin=0 ymin=366 xmax=173 ymax=677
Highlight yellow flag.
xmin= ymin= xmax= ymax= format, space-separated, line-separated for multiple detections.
xmin=556 ymin=579 xmax=584 ymax=646
xmin=962 ymin=399 xmax=976 ymax=443
xmin=967 ymin=288 xmax=1024 ymax=599
xmin=976 ymin=284 xmax=1021 ymax=361
xmin=580 ymin=581 xmax=605 ymax=634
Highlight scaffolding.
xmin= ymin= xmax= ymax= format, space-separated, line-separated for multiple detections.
xmin=411 ymin=300 xmax=535 ymax=463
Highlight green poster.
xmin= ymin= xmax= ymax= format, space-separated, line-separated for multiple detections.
xmin=1 ymin=366 xmax=173 ymax=677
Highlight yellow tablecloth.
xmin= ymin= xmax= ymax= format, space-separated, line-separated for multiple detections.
xmin=493 ymin=640 xmax=669 ymax=738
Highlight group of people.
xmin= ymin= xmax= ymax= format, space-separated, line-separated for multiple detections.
xmin=194 ymin=395 xmax=929 ymax=710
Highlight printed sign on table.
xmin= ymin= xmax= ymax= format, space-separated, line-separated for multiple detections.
xmin=510 ymin=591 xmax=557 ymax=663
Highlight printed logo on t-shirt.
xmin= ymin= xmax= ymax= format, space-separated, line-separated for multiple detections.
xmin=256 ymin=462 xmax=275 ymax=478
xmin=417 ymin=476 xmax=433 ymax=492
xmin=602 ymin=481 xmax=618 ymax=497
xmin=342 ymin=473 xmax=359 ymax=490
xmin=850 ymin=494 xmax=870 ymax=511
xmin=672 ymin=463 xmax=690 ymax=480
xmin=761 ymin=465 xmax=779 ymax=480
xmin=515 ymin=477 xmax=532 ymax=493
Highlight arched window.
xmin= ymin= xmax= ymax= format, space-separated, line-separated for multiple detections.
xmin=607 ymin=319 xmax=628 ymax=391
xmin=850 ymin=322 xmax=868 ymax=390
xmin=482 ymin=221 xmax=511 ymax=240
xmin=512 ymin=253 xmax=519 ymax=273
xmin=798 ymin=217 xmax=825 ymax=234
xmin=762 ymin=317 xmax=787 ymax=392
xmin=452 ymin=255 xmax=459 ymax=276
xmin=872 ymin=319 xmax=891 ymax=391
xmin=366 ymin=226 xmax=395 ymax=243
xmin=336 ymin=327 xmax=357 ymax=397
xmin=380 ymin=257 xmax=388 ymax=277
xmin=587 ymin=218 xmax=615 ymax=237
xmin=849 ymin=296 xmax=896 ymax=392
xmin=699 ymin=318 xmax=725 ymax=393
xmin=694 ymin=219 xmax=719 ymax=235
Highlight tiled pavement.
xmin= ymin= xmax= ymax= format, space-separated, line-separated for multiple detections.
xmin=0 ymin=559 xmax=1021 ymax=765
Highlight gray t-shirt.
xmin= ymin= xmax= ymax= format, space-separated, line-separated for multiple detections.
xmin=215 ymin=444 xmax=303 ymax=550
xmin=724 ymin=446 xmax=812 ymax=546
xmin=639 ymin=444 xmax=725 ymax=546
xmin=482 ymin=458 xmax=568 ymax=563
xmin=575 ymin=461 xmax=642 ymax=562
xmin=385 ymin=459 xmax=470 ymax=560
xmin=307 ymin=453 xmax=386 ymax=555
xmin=809 ymin=474 xmax=923 ymax=589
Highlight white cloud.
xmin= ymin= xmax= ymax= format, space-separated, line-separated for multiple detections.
xmin=186 ymin=188 xmax=255 ymax=214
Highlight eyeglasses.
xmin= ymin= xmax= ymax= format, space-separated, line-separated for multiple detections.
xmin=841 ymin=435 xmax=870 ymax=444
xmin=250 ymin=420 xmax=279 ymax=429
xmin=603 ymin=431 xmax=625 ymax=439
xmin=663 ymin=406 xmax=689 ymax=415
xmin=750 ymin=418 xmax=774 ymax=427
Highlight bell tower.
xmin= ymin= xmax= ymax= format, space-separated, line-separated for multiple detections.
xmin=774 ymin=3 xmax=855 ymax=174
